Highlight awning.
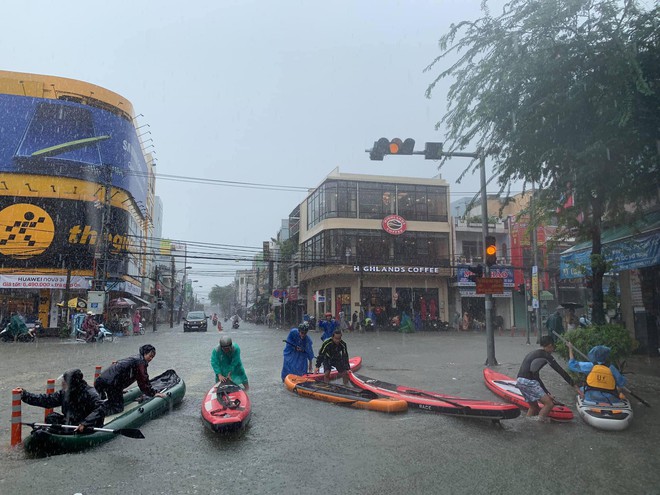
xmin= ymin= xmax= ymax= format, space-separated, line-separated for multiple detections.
xmin=560 ymin=210 xmax=660 ymax=279
xmin=133 ymin=295 xmax=151 ymax=306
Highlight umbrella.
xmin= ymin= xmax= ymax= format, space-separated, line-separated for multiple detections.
xmin=558 ymin=302 xmax=583 ymax=309
xmin=109 ymin=297 xmax=137 ymax=308
xmin=540 ymin=290 xmax=554 ymax=301
xmin=57 ymin=297 xmax=87 ymax=309
xmin=136 ymin=306 xmax=153 ymax=311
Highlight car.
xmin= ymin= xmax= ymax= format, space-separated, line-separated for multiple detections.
xmin=183 ymin=311 xmax=208 ymax=332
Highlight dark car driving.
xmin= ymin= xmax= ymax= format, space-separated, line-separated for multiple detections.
xmin=183 ymin=311 xmax=208 ymax=332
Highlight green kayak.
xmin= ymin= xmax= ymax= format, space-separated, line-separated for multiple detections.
xmin=23 ymin=369 xmax=185 ymax=456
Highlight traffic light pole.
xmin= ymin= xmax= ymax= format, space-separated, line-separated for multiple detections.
xmin=153 ymin=264 xmax=158 ymax=333
xmin=479 ymin=153 xmax=497 ymax=366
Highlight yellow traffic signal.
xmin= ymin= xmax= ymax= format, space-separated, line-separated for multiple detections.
xmin=485 ymin=236 xmax=497 ymax=267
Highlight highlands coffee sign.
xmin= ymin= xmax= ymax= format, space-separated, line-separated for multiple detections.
xmin=382 ymin=215 xmax=407 ymax=235
xmin=353 ymin=265 xmax=441 ymax=274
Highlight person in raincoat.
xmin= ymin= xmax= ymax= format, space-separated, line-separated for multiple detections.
xmin=568 ymin=344 xmax=627 ymax=403
xmin=211 ymin=335 xmax=249 ymax=391
xmin=18 ymin=369 xmax=105 ymax=432
xmin=399 ymin=311 xmax=414 ymax=333
xmin=281 ymin=322 xmax=314 ymax=381
xmin=318 ymin=313 xmax=338 ymax=341
xmin=7 ymin=312 xmax=31 ymax=341
xmin=95 ymin=344 xmax=166 ymax=415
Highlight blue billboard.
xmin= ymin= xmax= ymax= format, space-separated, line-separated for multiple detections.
xmin=0 ymin=94 xmax=148 ymax=208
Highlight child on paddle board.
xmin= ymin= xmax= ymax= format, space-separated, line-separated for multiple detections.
xmin=516 ymin=336 xmax=582 ymax=422
xmin=211 ymin=335 xmax=249 ymax=391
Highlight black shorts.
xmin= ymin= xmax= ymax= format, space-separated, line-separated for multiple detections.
xmin=321 ymin=357 xmax=349 ymax=373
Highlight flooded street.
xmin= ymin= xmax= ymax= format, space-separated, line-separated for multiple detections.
xmin=1 ymin=324 xmax=659 ymax=495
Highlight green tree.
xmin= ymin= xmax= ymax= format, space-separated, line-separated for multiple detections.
xmin=426 ymin=0 xmax=660 ymax=324
xmin=208 ymin=283 xmax=234 ymax=316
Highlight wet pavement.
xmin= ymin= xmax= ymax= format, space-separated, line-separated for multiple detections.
xmin=1 ymin=323 xmax=659 ymax=495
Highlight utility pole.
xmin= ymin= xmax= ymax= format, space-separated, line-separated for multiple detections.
xmin=153 ymin=264 xmax=159 ymax=333
xmin=531 ymin=181 xmax=542 ymax=342
xmin=177 ymin=244 xmax=187 ymax=324
xmin=170 ymin=256 xmax=175 ymax=328
xmin=99 ymin=165 xmax=112 ymax=320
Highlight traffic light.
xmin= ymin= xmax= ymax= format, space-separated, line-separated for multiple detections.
xmin=424 ymin=142 xmax=443 ymax=160
xmin=369 ymin=138 xmax=415 ymax=160
xmin=467 ymin=264 xmax=483 ymax=283
xmin=485 ymin=236 xmax=497 ymax=267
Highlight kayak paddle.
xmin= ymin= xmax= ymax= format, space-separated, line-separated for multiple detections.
xmin=23 ymin=422 xmax=145 ymax=439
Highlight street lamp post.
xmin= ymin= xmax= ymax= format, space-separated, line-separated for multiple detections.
xmin=170 ymin=265 xmax=191 ymax=328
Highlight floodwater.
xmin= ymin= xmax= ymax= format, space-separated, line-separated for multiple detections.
xmin=1 ymin=324 xmax=659 ymax=495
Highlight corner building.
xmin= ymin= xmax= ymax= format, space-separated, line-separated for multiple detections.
xmin=0 ymin=71 xmax=153 ymax=328
xmin=295 ymin=170 xmax=452 ymax=326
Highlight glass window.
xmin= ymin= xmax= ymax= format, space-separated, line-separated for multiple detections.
xmin=358 ymin=183 xmax=384 ymax=219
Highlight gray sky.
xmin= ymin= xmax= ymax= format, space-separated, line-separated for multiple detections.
xmin=4 ymin=0 xmax=504 ymax=294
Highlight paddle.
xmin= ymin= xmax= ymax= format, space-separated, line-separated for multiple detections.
xmin=23 ymin=422 xmax=145 ymax=439
xmin=552 ymin=330 xmax=651 ymax=408
xmin=400 ymin=389 xmax=471 ymax=410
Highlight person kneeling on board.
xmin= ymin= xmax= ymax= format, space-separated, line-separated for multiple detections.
xmin=211 ymin=335 xmax=249 ymax=391
xmin=315 ymin=329 xmax=350 ymax=385
xmin=568 ymin=344 xmax=627 ymax=404
xmin=18 ymin=369 xmax=105 ymax=432
xmin=95 ymin=344 xmax=166 ymax=415
xmin=516 ymin=336 xmax=582 ymax=422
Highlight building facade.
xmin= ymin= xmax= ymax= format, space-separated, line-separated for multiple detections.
xmin=0 ymin=71 xmax=153 ymax=328
xmin=294 ymin=170 xmax=452 ymax=327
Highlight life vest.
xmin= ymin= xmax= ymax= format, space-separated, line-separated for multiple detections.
xmin=585 ymin=364 xmax=616 ymax=393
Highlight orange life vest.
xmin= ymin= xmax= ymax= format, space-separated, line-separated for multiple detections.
xmin=585 ymin=364 xmax=616 ymax=393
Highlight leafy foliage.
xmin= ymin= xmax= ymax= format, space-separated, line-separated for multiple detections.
xmin=426 ymin=0 xmax=660 ymax=323
xmin=208 ymin=284 xmax=234 ymax=316
xmin=555 ymin=323 xmax=637 ymax=370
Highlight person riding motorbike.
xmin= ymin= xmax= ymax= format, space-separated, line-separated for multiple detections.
xmin=82 ymin=312 xmax=99 ymax=343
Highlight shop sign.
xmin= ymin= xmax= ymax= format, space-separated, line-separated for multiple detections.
xmin=382 ymin=215 xmax=407 ymax=235
xmin=457 ymin=265 xmax=514 ymax=287
xmin=476 ymin=277 xmax=504 ymax=295
xmin=0 ymin=274 xmax=89 ymax=289
xmin=353 ymin=265 xmax=440 ymax=274
xmin=459 ymin=289 xmax=512 ymax=299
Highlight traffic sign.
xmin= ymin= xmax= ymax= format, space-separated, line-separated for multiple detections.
xmin=476 ymin=277 xmax=504 ymax=295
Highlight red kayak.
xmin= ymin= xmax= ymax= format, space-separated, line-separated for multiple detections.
xmin=201 ymin=382 xmax=251 ymax=433
xmin=483 ymin=368 xmax=573 ymax=421
xmin=303 ymin=356 xmax=362 ymax=381
xmin=349 ymin=372 xmax=520 ymax=420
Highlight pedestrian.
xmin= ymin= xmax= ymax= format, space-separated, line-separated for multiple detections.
xmin=318 ymin=313 xmax=337 ymax=341
xmin=568 ymin=344 xmax=627 ymax=403
xmin=18 ymin=369 xmax=105 ymax=432
xmin=545 ymin=308 xmax=565 ymax=341
xmin=516 ymin=336 xmax=582 ymax=422
xmin=351 ymin=311 xmax=358 ymax=332
xmin=211 ymin=335 xmax=249 ymax=391
xmin=281 ymin=322 xmax=314 ymax=381
xmin=94 ymin=344 xmax=166 ymax=415
xmin=82 ymin=311 xmax=99 ymax=342
xmin=132 ymin=310 xmax=141 ymax=335
xmin=315 ymin=329 xmax=350 ymax=385
xmin=495 ymin=314 xmax=505 ymax=336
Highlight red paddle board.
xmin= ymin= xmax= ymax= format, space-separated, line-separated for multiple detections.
xmin=201 ymin=382 xmax=251 ymax=433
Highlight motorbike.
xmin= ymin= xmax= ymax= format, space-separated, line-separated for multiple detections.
xmin=97 ymin=324 xmax=115 ymax=342
xmin=0 ymin=325 xmax=35 ymax=342
xmin=232 ymin=320 xmax=240 ymax=329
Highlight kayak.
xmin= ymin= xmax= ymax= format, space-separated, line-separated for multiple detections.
xmin=201 ymin=382 xmax=251 ymax=433
xmin=302 ymin=356 xmax=362 ymax=381
xmin=23 ymin=369 xmax=186 ymax=456
xmin=483 ymin=368 xmax=573 ymax=421
xmin=284 ymin=374 xmax=407 ymax=413
xmin=577 ymin=395 xmax=633 ymax=431
xmin=349 ymin=372 xmax=520 ymax=420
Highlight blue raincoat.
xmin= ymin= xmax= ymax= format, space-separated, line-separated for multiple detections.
xmin=319 ymin=319 xmax=338 ymax=341
xmin=568 ymin=345 xmax=627 ymax=403
xmin=281 ymin=328 xmax=314 ymax=381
